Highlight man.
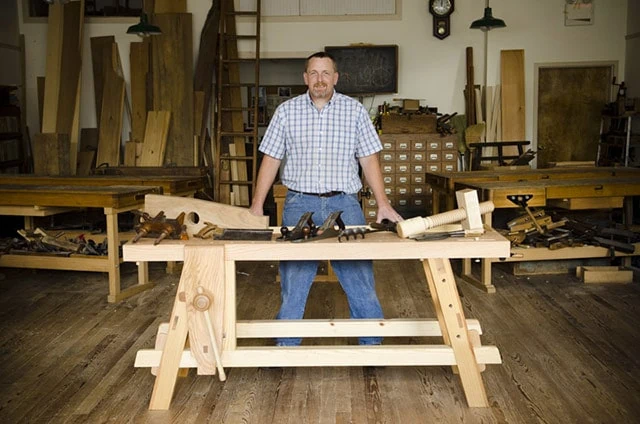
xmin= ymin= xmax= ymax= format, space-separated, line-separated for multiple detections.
xmin=249 ymin=51 xmax=403 ymax=346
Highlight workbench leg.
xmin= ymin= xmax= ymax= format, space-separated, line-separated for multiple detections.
xmin=138 ymin=261 xmax=149 ymax=285
xmin=423 ymin=258 xmax=489 ymax=407
xmin=149 ymin=266 xmax=190 ymax=410
xmin=106 ymin=207 xmax=154 ymax=303
xmin=432 ymin=190 xmax=441 ymax=214
xmin=105 ymin=210 xmax=121 ymax=303
xmin=184 ymin=246 xmax=226 ymax=376
xmin=460 ymin=258 xmax=496 ymax=293
xmin=222 ymin=260 xmax=237 ymax=352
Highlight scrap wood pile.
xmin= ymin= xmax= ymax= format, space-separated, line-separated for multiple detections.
xmin=499 ymin=208 xmax=639 ymax=253
xmin=0 ymin=228 xmax=110 ymax=256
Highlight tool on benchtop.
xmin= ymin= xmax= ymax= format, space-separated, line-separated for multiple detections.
xmin=279 ymin=211 xmax=347 ymax=242
xmin=337 ymin=219 xmax=398 ymax=242
xmin=132 ymin=211 xmax=187 ymax=245
xmin=397 ymin=189 xmax=493 ymax=239
xmin=194 ymin=222 xmax=273 ymax=240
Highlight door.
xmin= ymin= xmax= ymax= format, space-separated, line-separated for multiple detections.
xmin=535 ymin=64 xmax=613 ymax=168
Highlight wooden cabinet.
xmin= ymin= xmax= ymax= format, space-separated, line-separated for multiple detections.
xmin=363 ymin=133 xmax=458 ymax=222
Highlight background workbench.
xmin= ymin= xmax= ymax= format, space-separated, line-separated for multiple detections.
xmin=426 ymin=166 xmax=640 ymax=213
xmin=453 ymin=176 xmax=640 ymax=292
xmin=0 ymin=175 xmax=204 ymax=302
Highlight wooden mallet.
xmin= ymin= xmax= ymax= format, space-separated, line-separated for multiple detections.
xmin=397 ymin=189 xmax=494 ymax=238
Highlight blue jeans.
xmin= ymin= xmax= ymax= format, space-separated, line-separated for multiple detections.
xmin=277 ymin=191 xmax=384 ymax=346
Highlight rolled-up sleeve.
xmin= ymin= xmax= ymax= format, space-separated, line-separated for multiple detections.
xmin=355 ymin=106 xmax=382 ymax=158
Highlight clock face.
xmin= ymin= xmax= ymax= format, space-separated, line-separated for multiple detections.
xmin=431 ymin=0 xmax=452 ymax=16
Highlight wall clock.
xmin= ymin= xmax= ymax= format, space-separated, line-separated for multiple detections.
xmin=429 ymin=0 xmax=454 ymax=40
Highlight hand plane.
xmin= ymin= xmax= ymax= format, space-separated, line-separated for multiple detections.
xmin=278 ymin=211 xmax=346 ymax=242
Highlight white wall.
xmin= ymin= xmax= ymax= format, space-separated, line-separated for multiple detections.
xmin=625 ymin=0 xmax=640 ymax=98
xmin=18 ymin=0 xmax=628 ymax=143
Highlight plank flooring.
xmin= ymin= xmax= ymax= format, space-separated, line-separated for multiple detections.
xmin=0 ymin=259 xmax=639 ymax=423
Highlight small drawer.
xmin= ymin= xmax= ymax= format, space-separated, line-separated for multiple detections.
xmin=396 ymin=152 xmax=410 ymax=162
xmin=396 ymin=163 xmax=410 ymax=173
xmin=426 ymin=163 xmax=441 ymax=172
xmin=442 ymin=161 xmax=457 ymax=172
xmin=396 ymin=185 xmax=410 ymax=196
xmin=396 ymin=141 xmax=410 ymax=151
xmin=411 ymin=140 xmax=426 ymax=151
xmin=380 ymin=152 xmax=395 ymax=162
xmin=396 ymin=197 xmax=410 ymax=207
xmin=427 ymin=140 xmax=441 ymax=150
xmin=442 ymin=140 xmax=456 ymax=150
xmin=411 ymin=152 xmax=425 ymax=162
xmin=442 ymin=151 xmax=457 ymax=161
xmin=411 ymin=163 xmax=425 ymax=173
xmin=396 ymin=174 xmax=410 ymax=185
xmin=426 ymin=152 xmax=441 ymax=162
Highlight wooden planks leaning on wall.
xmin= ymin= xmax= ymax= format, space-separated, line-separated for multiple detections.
xmin=139 ymin=111 xmax=172 ymax=166
xmin=95 ymin=43 xmax=125 ymax=167
xmin=90 ymin=36 xmax=116 ymax=129
xmin=130 ymin=41 xmax=150 ymax=145
xmin=32 ymin=133 xmax=70 ymax=175
xmin=500 ymin=49 xmax=525 ymax=157
xmin=151 ymin=13 xmax=194 ymax=166
xmin=37 ymin=1 xmax=83 ymax=175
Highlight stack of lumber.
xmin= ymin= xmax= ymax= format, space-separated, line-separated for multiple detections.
xmin=33 ymin=1 xmax=84 ymax=175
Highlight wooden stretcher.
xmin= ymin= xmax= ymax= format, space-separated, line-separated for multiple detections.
xmin=123 ymin=195 xmax=511 ymax=410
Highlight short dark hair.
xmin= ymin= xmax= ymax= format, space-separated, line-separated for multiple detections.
xmin=305 ymin=51 xmax=337 ymax=72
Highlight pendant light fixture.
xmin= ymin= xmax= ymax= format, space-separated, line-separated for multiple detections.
xmin=127 ymin=13 xmax=162 ymax=37
xmin=470 ymin=0 xmax=506 ymax=31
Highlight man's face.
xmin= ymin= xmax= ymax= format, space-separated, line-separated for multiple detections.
xmin=304 ymin=57 xmax=339 ymax=100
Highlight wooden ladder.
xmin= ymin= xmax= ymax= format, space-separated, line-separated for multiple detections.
xmin=214 ymin=0 xmax=261 ymax=206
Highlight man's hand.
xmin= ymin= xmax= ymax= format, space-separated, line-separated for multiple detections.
xmin=248 ymin=204 xmax=264 ymax=216
xmin=375 ymin=202 xmax=404 ymax=224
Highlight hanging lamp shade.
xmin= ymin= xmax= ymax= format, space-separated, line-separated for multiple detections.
xmin=127 ymin=13 xmax=162 ymax=37
xmin=470 ymin=7 xmax=506 ymax=31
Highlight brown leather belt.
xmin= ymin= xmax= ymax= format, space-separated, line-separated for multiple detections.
xmin=289 ymin=189 xmax=345 ymax=198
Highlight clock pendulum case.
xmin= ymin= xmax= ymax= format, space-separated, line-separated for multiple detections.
xmin=429 ymin=0 xmax=454 ymax=40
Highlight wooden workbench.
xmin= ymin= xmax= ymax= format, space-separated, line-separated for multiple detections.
xmin=0 ymin=184 xmax=162 ymax=302
xmin=0 ymin=174 xmax=204 ymax=197
xmin=453 ymin=177 xmax=640 ymax=292
xmin=427 ymin=166 xmax=640 ymax=213
xmin=124 ymin=228 xmax=510 ymax=410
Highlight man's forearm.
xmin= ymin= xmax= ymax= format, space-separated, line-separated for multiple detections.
xmin=359 ymin=153 xmax=389 ymax=205
xmin=249 ymin=155 xmax=281 ymax=213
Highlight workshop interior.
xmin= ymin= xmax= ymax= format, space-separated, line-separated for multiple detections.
xmin=0 ymin=0 xmax=639 ymax=422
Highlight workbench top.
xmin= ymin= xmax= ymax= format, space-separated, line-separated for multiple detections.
xmin=0 ymin=184 xmax=161 ymax=209
xmin=123 ymin=229 xmax=510 ymax=262
xmin=0 ymin=174 xmax=204 ymax=196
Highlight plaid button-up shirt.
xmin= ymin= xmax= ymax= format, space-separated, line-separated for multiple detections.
xmin=259 ymin=91 xmax=382 ymax=194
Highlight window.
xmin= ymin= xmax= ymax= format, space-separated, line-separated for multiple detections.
xmin=26 ymin=0 xmax=143 ymax=18
xmin=237 ymin=0 xmax=399 ymax=19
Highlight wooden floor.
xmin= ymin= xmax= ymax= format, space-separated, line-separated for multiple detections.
xmin=0 ymin=259 xmax=639 ymax=424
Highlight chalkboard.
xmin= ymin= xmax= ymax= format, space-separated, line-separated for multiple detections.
xmin=324 ymin=45 xmax=398 ymax=95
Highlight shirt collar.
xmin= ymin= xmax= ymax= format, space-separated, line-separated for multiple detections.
xmin=305 ymin=90 xmax=338 ymax=109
